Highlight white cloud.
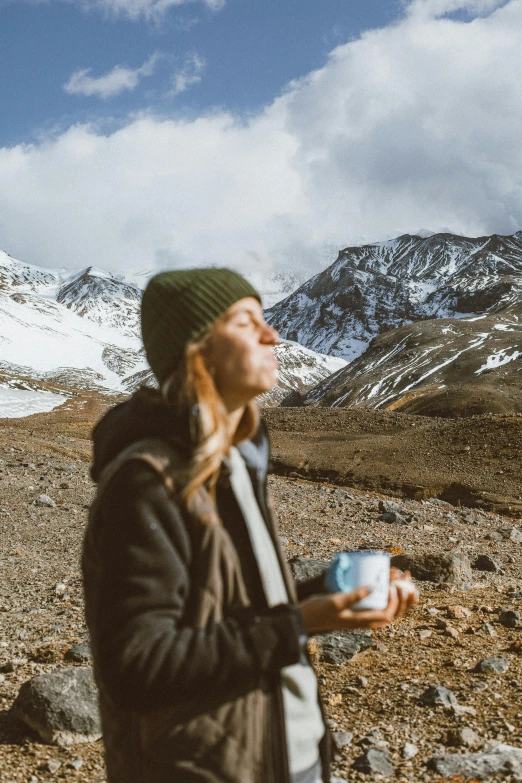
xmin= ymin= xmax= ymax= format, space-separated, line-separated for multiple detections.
xmin=1 ymin=0 xmax=521 ymax=293
xmin=170 ymin=52 xmax=206 ymax=96
xmin=405 ymin=0 xmax=508 ymax=18
xmin=64 ymin=53 xmax=160 ymax=99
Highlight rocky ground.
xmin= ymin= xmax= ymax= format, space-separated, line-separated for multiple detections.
xmin=1 ymin=401 xmax=522 ymax=781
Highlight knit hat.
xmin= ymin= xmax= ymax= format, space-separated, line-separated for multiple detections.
xmin=141 ymin=267 xmax=262 ymax=385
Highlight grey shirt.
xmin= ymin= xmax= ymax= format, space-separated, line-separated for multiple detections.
xmin=229 ymin=447 xmax=325 ymax=776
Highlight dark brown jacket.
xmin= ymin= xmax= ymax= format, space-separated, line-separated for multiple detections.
xmin=82 ymin=391 xmax=331 ymax=783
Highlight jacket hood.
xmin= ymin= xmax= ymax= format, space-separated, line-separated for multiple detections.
xmin=91 ymin=387 xmax=270 ymax=484
xmin=90 ymin=388 xmax=192 ymax=482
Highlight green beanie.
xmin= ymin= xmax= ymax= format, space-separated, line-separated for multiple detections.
xmin=141 ymin=267 xmax=262 ymax=385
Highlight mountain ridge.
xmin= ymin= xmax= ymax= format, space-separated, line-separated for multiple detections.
xmin=266 ymin=230 xmax=522 ymax=361
xmin=0 ymin=248 xmax=344 ymax=407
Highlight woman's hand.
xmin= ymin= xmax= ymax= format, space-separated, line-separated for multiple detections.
xmin=298 ymin=570 xmax=417 ymax=634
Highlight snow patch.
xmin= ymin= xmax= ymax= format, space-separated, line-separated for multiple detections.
xmin=475 ymin=349 xmax=522 ymax=375
xmin=0 ymin=386 xmax=68 ymax=418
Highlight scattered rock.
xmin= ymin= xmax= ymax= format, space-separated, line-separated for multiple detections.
xmin=379 ymin=510 xmax=409 ymax=525
xmin=391 ymin=551 xmax=472 ymax=587
xmin=30 ymin=642 xmax=62 ymax=664
xmin=353 ymin=748 xmax=394 ymax=776
xmin=473 ymin=554 xmax=502 ymax=573
xmin=358 ymin=728 xmax=386 ymax=748
xmin=428 ymin=743 xmax=522 ymax=780
xmin=499 ymin=609 xmax=520 ymax=628
xmin=11 ymin=667 xmax=102 ymax=745
xmin=498 ymin=527 xmax=522 ymax=543
xmin=44 ymin=759 xmax=62 ymax=774
xmin=316 ymin=631 xmax=373 ymax=665
xmin=333 ymin=731 xmax=353 ymax=749
xmin=402 ymin=742 xmax=419 ymax=759
xmin=287 ymin=556 xmax=328 ymax=583
xmin=378 ymin=499 xmax=405 ymax=515
xmin=420 ymin=685 xmax=458 ymax=708
xmin=446 ymin=726 xmax=482 ymax=748
xmin=474 ymin=657 xmax=510 ymax=675
xmin=64 ymin=642 xmax=92 ymax=664
xmin=447 ymin=605 xmax=472 ymax=619
xmin=66 ymin=758 xmax=84 ymax=770
xmin=36 ymin=494 xmax=55 ymax=508
xmin=0 ymin=658 xmax=27 ymax=673
xmin=445 ymin=625 xmax=461 ymax=638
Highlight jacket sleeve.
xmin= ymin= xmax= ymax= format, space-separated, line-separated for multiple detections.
xmin=85 ymin=461 xmax=305 ymax=712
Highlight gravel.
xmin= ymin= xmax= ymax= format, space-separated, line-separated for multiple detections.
xmin=3 ymin=408 xmax=522 ymax=781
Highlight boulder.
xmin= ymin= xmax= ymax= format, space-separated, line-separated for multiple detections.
xmin=11 ymin=667 xmax=101 ymax=746
xmin=472 ymin=554 xmax=502 ymax=573
xmin=498 ymin=527 xmax=522 ymax=543
xmin=446 ymin=727 xmax=482 ymax=749
xmin=288 ymin=556 xmax=329 ymax=583
xmin=64 ymin=642 xmax=92 ymax=664
xmin=353 ymin=748 xmax=394 ymax=776
xmin=316 ymin=631 xmax=373 ymax=665
xmin=379 ymin=511 xmax=410 ymax=525
xmin=428 ymin=743 xmax=522 ymax=780
xmin=499 ymin=610 xmax=520 ymax=628
xmin=474 ymin=657 xmax=509 ymax=675
xmin=391 ymin=551 xmax=472 ymax=587
xmin=420 ymin=685 xmax=458 ymax=708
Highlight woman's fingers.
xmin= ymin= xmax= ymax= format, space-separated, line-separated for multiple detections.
xmin=331 ymin=586 xmax=371 ymax=610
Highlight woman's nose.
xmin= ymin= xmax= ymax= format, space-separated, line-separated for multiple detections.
xmin=262 ymin=322 xmax=279 ymax=344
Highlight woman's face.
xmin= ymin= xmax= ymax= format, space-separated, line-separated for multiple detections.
xmin=204 ymin=297 xmax=279 ymax=409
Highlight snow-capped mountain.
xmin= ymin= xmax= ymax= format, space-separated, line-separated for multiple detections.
xmin=56 ymin=267 xmax=142 ymax=336
xmin=123 ymin=341 xmax=346 ymax=405
xmin=287 ymin=301 xmax=522 ymax=417
xmin=0 ymin=249 xmax=343 ymax=404
xmin=0 ymin=249 xmax=146 ymax=394
xmin=266 ymin=231 xmax=522 ymax=361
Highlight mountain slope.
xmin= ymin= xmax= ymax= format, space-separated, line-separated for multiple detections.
xmin=0 ymin=249 xmax=147 ymax=394
xmin=0 ymin=249 xmax=343 ymax=404
xmin=125 ymin=341 xmax=346 ymax=405
xmin=266 ymin=231 xmax=522 ymax=361
xmin=289 ymin=302 xmax=522 ymax=417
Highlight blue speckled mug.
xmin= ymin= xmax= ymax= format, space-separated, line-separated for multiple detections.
xmin=325 ymin=550 xmax=390 ymax=610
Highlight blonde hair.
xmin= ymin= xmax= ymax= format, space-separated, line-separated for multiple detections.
xmin=161 ymin=337 xmax=259 ymax=511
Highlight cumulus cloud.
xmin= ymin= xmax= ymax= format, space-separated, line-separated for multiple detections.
xmin=64 ymin=53 xmax=160 ymax=99
xmin=170 ymin=52 xmax=206 ymax=96
xmin=1 ymin=0 xmax=521 ymax=295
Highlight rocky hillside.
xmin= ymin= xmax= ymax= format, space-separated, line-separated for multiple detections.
xmin=266 ymin=231 xmax=522 ymax=361
xmin=286 ymin=302 xmax=522 ymax=417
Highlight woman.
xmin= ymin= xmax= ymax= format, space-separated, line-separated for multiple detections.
xmin=82 ymin=268 xmax=413 ymax=783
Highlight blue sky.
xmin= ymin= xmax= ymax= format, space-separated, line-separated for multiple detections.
xmin=1 ymin=0 xmax=402 ymax=146
xmin=0 ymin=0 xmax=520 ymax=296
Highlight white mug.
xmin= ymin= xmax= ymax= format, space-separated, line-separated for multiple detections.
xmin=325 ymin=550 xmax=391 ymax=610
